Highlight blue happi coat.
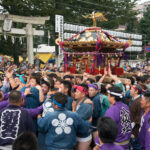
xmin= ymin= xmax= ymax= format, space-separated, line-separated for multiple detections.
xmin=75 ymin=98 xmax=93 ymax=138
xmin=38 ymin=99 xmax=54 ymax=150
xmin=20 ymin=87 xmax=40 ymax=132
xmin=65 ymin=96 xmax=73 ymax=111
xmin=38 ymin=108 xmax=90 ymax=150
xmin=89 ymin=93 xmax=101 ymax=127
xmin=20 ymin=87 xmax=40 ymax=109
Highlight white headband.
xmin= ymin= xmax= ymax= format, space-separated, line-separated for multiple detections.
xmin=107 ymin=90 xmax=123 ymax=98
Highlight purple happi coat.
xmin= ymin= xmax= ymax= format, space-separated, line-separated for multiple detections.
xmin=139 ymin=111 xmax=150 ymax=150
xmin=99 ymin=143 xmax=124 ymax=150
xmin=95 ymin=102 xmax=132 ymax=150
xmin=95 ymin=141 xmax=124 ymax=150
xmin=104 ymin=101 xmax=132 ymax=143
xmin=0 ymin=105 xmax=34 ymax=145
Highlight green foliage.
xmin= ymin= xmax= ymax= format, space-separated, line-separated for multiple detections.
xmin=139 ymin=6 xmax=150 ymax=44
xmin=138 ymin=6 xmax=150 ymax=60
xmin=54 ymin=0 xmax=138 ymax=29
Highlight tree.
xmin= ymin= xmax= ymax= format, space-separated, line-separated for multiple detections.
xmin=138 ymin=5 xmax=150 ymax=60
xmin=54 ymin=0 xmax=138 ymax=29
xmin=138 ymin=6 xmax=150 ymax=45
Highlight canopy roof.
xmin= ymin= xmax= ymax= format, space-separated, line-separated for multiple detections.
xmin=62 ymin=27 xmax=129 ymax=53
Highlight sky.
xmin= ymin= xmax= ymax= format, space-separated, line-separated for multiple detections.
xmin=137 ymin=0 xmax=150 ymax=4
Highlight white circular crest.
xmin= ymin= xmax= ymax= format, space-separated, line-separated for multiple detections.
xmin=64 ymin=127 xmax=71 ymax=134
xmin=52 ymin=113 xmax=73 ymax=135
xmin=66 ymin=118 xmax=73 ymax=125
xmin=52 ymin=119 xmax=59 ymax=127
xmin=55 ymin=127 xmax=63 ymax=135
xmin=58 ymin=113 xmax=66 ymax=121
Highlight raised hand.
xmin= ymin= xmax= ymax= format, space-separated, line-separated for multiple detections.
xmin=104 ymin=67 xmax=107 ymax=76
xmin=24 ymin=88 xmax=32 ymax=96
xmin=5 ymin=68 xmax=13 ymax=79
xmin=108 ymin=63 xmax=112 ymax=76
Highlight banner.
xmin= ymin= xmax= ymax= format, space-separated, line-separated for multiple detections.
xmin=55 ymin=15 xmax=64 ymax=54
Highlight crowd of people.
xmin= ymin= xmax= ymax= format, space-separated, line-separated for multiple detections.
xmin=0 ymin=60 xmax=150 ymax=150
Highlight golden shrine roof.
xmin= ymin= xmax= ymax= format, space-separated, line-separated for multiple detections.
xmin=61 ymin=27 xmax=130 ymax=52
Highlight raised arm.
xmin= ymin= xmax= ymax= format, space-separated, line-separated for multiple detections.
xmin=98 ymin=68 xmax=107 ymax=84
xmin=25 ymin=105 xmax=43 ymax=118
xmin=108 ymin=63 xmax=120 ymax=83
xmin=5 ymin=67 xmax=18 ymax=89
xmin=36 ymin=85 xmax=44 ymax=103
